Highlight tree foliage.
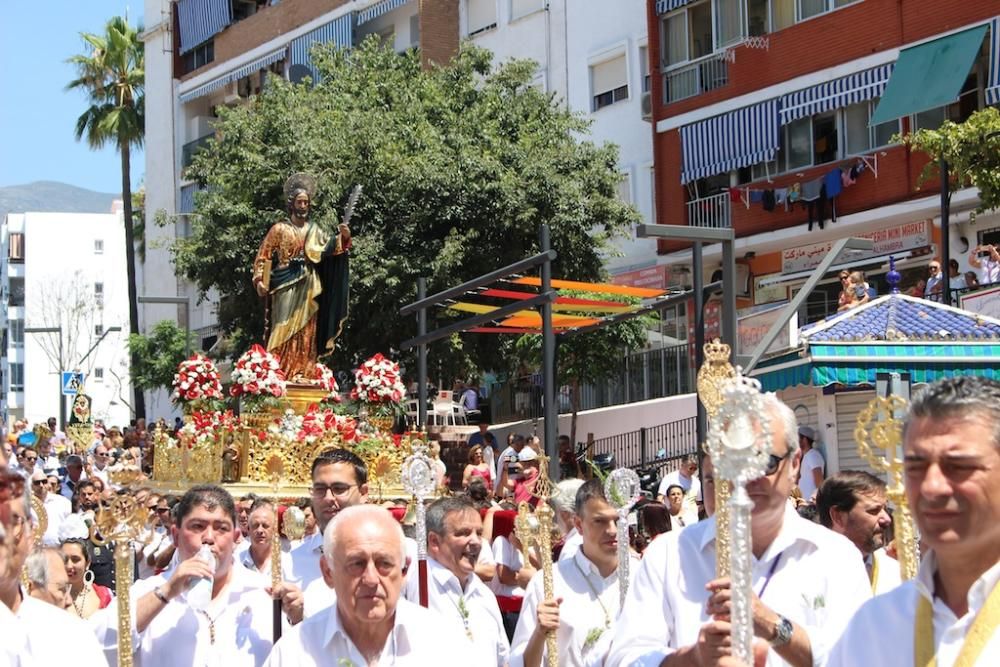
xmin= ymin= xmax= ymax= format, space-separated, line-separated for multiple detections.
xmin=174 ymin=39 xmax=638 ymax=378
xmin=901 ymin=107 xmax=1000 ymax=213
xmin=129 ymin=321 xmax=194 ymax=391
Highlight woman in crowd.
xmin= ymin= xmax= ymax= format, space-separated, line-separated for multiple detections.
xmin=463 ymin=444 xmax=493 ymax=491
xmin=61 ymin=537 xmax=113 ymax=619
xmin=664 ymin=484 xmax=691 ymax=530
xmin=836 ymin=270 xmax=853 ymax=311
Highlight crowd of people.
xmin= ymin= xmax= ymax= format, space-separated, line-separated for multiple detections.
xmin=0 ymin=374 xmax=997 ymax=665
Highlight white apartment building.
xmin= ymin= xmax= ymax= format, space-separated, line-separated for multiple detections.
xmin=140 ymin=1 xmax=659 ymax=409
xmin=1 ymin=211 xmax=133 ymax=428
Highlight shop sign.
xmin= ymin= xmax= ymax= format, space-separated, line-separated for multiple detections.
xmin=781 ymin=220 xmax=931 ymax=273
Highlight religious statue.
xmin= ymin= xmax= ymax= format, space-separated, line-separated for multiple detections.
xmin=252 ymin=173 xmax=352 ymax=380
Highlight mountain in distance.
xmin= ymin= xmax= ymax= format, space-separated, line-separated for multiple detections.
xmin=0 ymin=181 xmax=119 ymax=220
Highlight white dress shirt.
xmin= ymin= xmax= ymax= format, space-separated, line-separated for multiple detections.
xmin=827 ymin=551 xmax=1000 ymax=667
xmin=559 ymin=527 xmax=583 ymax=562
xmin=138 ymin=527 xmax=169 ymax=580
xmin=0 ymin=601 xmax=29 ymax=665
xmin=869 ymin=547 xmax=903 ymax=596
xmin=426 ymin=557 xmax=510 ymax=667
xmin=511 ymin=547 xmax=637 ymax=667
xmin=41 ymin=491 xmax=72 ymax=546
xmin=239 ymin=546 xmax=294 ymax=581
xmin=264 ymin=597 xmax=473 ymax=666
xmin=289 ymin=531 xmax=324 ymax=587
xmin=17 ymin=594 xmax=106 ymax=666
xmin=606 ymin=505 xmax=871 ymax=667
xmin=493 ymin=535 xmax=527 ymax=597
xmin=90 ymin=558 xmax=278 ymax=667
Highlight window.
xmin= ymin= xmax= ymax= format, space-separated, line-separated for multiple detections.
xmin=747 ymin=0 xmax=769 ymax=35
xmin=649 ymin=167 xmax=657 ymax=221
xmin=468 ymin=0 xmax=497 ymax=35
xmin=410 ymin=14 xmax=420 ymax=46
xmin=10 ymin=319 xmax=23 ymax=347
xmin=639 ymin=45 xmax=650 ymax=93
xmin=95 ymin=324 xmax=104 ymax=336
xmin=661 ymin=3 xmax=713 ymax=68
xmin=94 ymin=368 xmax=105 ymax=381
xmin=9 ymin=277 xmax=24 ymax=307
xmin=843 ymin=100 xmax=899 ymax=155
xmin=8 ymin=233 xmax=24 ymax=261
xmin=182 ymin=41 xmax=214 ymax=74
xmin=785 ymin=116 xmax=812 ymax=171
xmin=715 ymin=0 xmax=745 ymax=48
xmin=618 ymin=173 xmax=632 ymax=204
xmin=95 ymin=282 xmax=104 ymax=307
xmin=511 ymin=0 xmax=544 ymax=20
xmin=591 ymin=54 xmax=629 ymax=111
xmin=771 ymin=0 xmax=795 ymax=30
xmin=812 ymin=111 xmax=838 ymax=165
xmin=798 ymin=0 xmax=857 ymax=21
xmin=94 ymin=239 xmax=104 ymax=254
xmin=10 ymin=362 xmax=23 ymax=392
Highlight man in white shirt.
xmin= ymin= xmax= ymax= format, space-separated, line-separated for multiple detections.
xmin=36 ymin=432 xmax=62 ymax=475
xmin=89 ymin=443 xmax=112 ymax=489
xmin=30 ymin=469 xmax=71 ymax=546
xmin=60 ymin=454 xmax=88 ymax=501
xmin=265 ymin=504 xmax=472 ymax=665
xmin=497 ymin=433 xmax=527 ymax=495
xmin=656 ymin=454 xmax=702 ymax=521
xmin=828 ymin=376 xmax=1000 ymax=666
xmin=816 ymin=470 xmax=900 ymax=595
xmin=796 ymin=426 xmax=824 ymax=501
xmin=607 ymin=393 xmax=871 ymax=667
xmin=970 ymin=243 xmax=1000 ymax=285
xmin=426 ymin=495 xmax=510 ymax=667
xmin=24 ymin=546 xmax=72 ymax=609
xmin=240 ymin=497 xmax=294 ymax=580
xmin=90 ymin=484 xmax=304 ymax=666
xmin=512 ymin=478 xmax=636 ymax=667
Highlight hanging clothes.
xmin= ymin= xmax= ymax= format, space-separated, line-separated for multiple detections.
xmin=801 ymin=177 xmax=824 ymax=202
xmin=750 ymin=190 xmax=764 ymax=203
xmin=762 ymin=189 xmax=776 ymax=211
xmin=824 ymin=168 xmax=843 ymax=199
xmin=787 ymin=183 xmax=801 ymax=204
xmin=728 ymin=187 xmax=742 ymax=203
xmin=806 ymin=184 xmax=828 ymax=231
xmin=775 ymin=188 xmax=789 ymax=211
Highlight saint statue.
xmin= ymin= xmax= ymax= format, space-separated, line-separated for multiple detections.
xmin=252 ymin=173 xmax=351 ymax=380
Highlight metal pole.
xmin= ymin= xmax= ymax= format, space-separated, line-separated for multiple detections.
xmin=417 ymin=278 xmax=428 ymax=428
xmin=940 ymin=153 xmax=951 ymax=307
xmin=693 ymin=242 xmax=706 ymax=449
xmin=540 ymin=225 xmax=558 ymax=480
xmin=59 ymin=333 xmax=65 ymax=429
xmin=721 ymin=238 xmax=737 ymax=354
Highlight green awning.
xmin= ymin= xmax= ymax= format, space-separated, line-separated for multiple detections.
xmin=870 ymin=24 xmax=988 ymax=126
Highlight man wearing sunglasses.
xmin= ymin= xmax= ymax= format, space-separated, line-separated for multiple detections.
xmin=608 ymin=393 xmax=871 ymax=667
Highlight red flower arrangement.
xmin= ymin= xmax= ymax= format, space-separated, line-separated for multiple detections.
xmin=351 ymin=353 xmax=407 ymax=419
xmin=313 ymin=363 xmax=342 ymax=404
xmin=230 ymin=344 xmax=287 ymax=412
xmin=172 ymin=354 xmax=224 ymax=413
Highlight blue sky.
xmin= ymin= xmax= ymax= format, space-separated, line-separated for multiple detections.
xmin=0 ymin=1 xmax=145 ymax=193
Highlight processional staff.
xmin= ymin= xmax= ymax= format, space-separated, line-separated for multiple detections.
xmin=704 ymin=367 xmax=775 ymax=664
xmin=526 ymin=452 xmax=558 ymax=667
xmin=401 ymin=436 xmax=436 ymax=607
xmin=603 ymin=468 xmax=641 ymax=607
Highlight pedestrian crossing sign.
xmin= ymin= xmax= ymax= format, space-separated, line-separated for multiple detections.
xmin=62 ymin=371 xmax=85 ymax=395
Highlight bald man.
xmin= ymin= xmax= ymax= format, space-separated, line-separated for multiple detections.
xmin=266 ymin=504 xmax=472 ymax=665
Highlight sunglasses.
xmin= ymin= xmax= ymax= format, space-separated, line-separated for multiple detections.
xmin=764 ymin=451 xmax=791 ymax=476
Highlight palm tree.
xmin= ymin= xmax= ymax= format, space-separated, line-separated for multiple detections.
xmin=67 ymin=15 xmax=146 ymax=418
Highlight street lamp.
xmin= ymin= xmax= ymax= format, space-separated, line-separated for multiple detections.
xmin=137 ymin=295 xmax=192 ymax=353
xmin=24 ymin=326 xmax=64 ymax=428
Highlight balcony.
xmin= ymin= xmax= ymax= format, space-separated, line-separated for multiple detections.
xmin=181 ymin=134 xmax=214 ymax=170
xmin=686 ymin=192 xmax=732 ymax=229
xmin=662 ymin=55 xmax=728 ymax=104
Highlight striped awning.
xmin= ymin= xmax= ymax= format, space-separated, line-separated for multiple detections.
xmin=655 ymin=0 xmax=692 ymax=15
xmin=179 ymin=47 xmax=287 ymax=103
xmin=751 ymin=344 xmax=1000 ymax=391
xmin=290 ymin=13 xmax=355 ymax=82
xmin=988 ymin=17 xmax=1000 ymax=106
xmin=780 ymin=64 xmax=894 ymax=125
xmin=177 ymin=0 xmax=232 ymax=54
xmin=680 ymin=100 xmax=780 ymax=183
xmin=357 ymin=0 xmax=412 ymax=24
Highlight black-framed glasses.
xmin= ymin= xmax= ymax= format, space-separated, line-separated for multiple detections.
xmin=155 ymin=507 xmax=170 ymax=514
xmin=765 ymin=452 xmax=791 ymax=476
xmin=95 ymin=453 xmax=109 ymax=458
xmin=311 ymin=483 xmax=357 ymax=498
xmin=31 ymin=479 xmax=47 ymax=486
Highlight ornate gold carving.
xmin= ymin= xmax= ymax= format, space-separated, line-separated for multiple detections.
xmin=528 ymin=454 xmax=558 ymax=667
xmin=855 ymin=395 xmax=918 ymax=581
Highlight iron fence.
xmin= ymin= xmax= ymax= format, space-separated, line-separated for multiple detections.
xmin=588 ymin=416 xmax=698 ymax=471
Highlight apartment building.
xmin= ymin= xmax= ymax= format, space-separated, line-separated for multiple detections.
xmin=646 ymin=0 xmax=1000 ymax=326
xmin=1 ymin=211 xmax=133 ymax=428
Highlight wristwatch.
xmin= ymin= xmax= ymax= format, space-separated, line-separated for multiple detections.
xmin=770 ymin=615 xmax=793 ymax=647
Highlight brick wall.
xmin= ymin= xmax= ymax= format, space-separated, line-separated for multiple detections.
xmin=646 ymin=0 xmax=995 ymax=249
xmin=420 ymin=0 xmax=460 ymax=67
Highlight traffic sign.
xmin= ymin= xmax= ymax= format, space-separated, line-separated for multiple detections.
xmin=62 ymin=371 xmax=85 ymax=396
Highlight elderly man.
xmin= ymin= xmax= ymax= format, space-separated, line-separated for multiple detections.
xmin=607 ymin=393 xmax=870 ymax=667
xmin=240 ymin=497 xmax=293 ymax=579
xmin=426 ymin=495 xmax=509 ymax=666
xmin=0 ymin=469 xmax=105 ymax=665
xmin=554 ymin=478 xmax=585 ymax=562
xmin=656 ymin=453 xmax=702 ymax=522
xmin=265 ymin=504 xmax=471 ymax=665
xmin=512 ymin=479 xmax=636 ymax=666
xmin=25 ymin=546 xmax=72 ymax=609
xmin=60 ymin=454 xmax=87 ymax=501
xmin=36 ymin=432 xmax=61 ymax=474
xmin=828 ymin=376 xmax=1000 ymax=665
xmin=90 ymin=484 xmax=304 ymax=666
xmin=30 ymin=469 xmax=70 ymax=547
xmin=89 ymin=443 xmax=112 ymax=488
xmin=816 ymin=470 xmax=899 ymax=594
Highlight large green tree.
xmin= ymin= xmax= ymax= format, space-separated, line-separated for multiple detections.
xmin=67 ymin=15 xmax=146 ymax=417
xmin=129 ymin=321 xmax=194 ymax=393
xmin=175 ymin=38 xmax=638 ymax=378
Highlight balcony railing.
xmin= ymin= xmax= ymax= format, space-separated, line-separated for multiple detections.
xmin=181 ymin=134 xmax=214 ymax=170
xmin=662 ymin=55 xmax=728 ymax=104
xmin=686 ymin=192 xmax=732 ymax=229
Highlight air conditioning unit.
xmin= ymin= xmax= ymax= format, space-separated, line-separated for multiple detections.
xmin=641 ymin=91 xmax=653 ymax=122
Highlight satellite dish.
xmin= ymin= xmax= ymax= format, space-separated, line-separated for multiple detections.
xmin=288 ymin=64 xmax=313 ymax=85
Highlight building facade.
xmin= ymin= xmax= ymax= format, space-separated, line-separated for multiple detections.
xmin=646 ymin=0 xmax=1000 ymax=327
xmin=1 ymin=211 xmax=133 ymax=428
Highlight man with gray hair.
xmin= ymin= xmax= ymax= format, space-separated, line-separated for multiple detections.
xmin=266 ymin=504 xmax=472 ymax=665
xmin=608 ymin=392 xmax=870 ymax=667
xmin=552 ymin=477 xmax=585 ymax=562
xmin=60 ymin=454 xmax=87 ymax=501
xmin=426 ymin=495 xmax=509 ymax=666
xmin=828 ymin=376 xmax=1000 ymax=665
xmin=25 ymin=547 xmax=72 ymax=609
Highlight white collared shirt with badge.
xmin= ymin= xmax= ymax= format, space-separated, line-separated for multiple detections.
xmin=264 ymin=597 xmax=473 ymax=666
xmin=511 ymin=547 xmax=637 ymax=667
xmin=89 ymin=557 xmax=280 ymax=667
xmin=426 ymin=557 xmax=510 ymax=667
xmin=606 ymin=505 xmax=871 ymax=667
xmin=827 ymin=551 xmax=1000 ymax=667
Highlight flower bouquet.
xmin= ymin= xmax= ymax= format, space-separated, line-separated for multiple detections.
xmin=351 ymin=353 xmax=406 ymax=430
xmin=230 ymin=344 xmax=287 ymax=413
xmin=172 ymin=354 xmax=225 ymax=414
xmin=269 ymin=404 xmax=359 ymax=446
xmin=314 ymin=363 xmax=342 ymax=408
